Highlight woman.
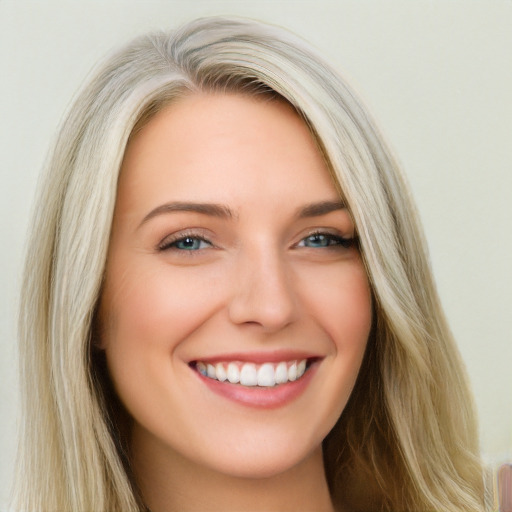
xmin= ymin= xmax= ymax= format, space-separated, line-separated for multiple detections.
xmin=14 ymin=17 xmax=487 ymax=512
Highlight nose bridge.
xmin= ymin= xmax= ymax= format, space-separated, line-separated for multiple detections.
xmin=228 ymin=242 xmax=297 ymax=331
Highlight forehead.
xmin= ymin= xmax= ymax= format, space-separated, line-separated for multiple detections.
xmin=117 ymin=92 xmax=340 ymax=215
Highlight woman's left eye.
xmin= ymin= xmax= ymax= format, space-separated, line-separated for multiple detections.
xmin=297 ymin=233 xmax=354 ymax=249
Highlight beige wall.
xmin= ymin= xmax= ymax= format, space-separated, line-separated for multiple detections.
xmin=1 ymin=0 xmax=510 ymax=506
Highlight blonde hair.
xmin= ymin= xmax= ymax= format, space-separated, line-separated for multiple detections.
xmin=14 ymin=16 xmax=486 ymax=511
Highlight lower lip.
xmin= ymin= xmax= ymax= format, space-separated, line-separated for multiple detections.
xmin=193 ymin=363 xmax=319 ymax=409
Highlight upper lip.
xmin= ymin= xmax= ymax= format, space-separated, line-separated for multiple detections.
xmin=189 ymin=350 xmax=322 ymax=365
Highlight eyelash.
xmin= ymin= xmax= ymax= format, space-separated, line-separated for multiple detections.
xmin=158 ymin=230 xmax=356 ymax=253
xmin=158 ymin=231 xmax=212 ymax=252
xmin=296 ymin=231 xmax=356 ymax=250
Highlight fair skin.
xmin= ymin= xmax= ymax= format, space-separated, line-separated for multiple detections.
xmin=99 ymin=93 xmax=372 ymax=512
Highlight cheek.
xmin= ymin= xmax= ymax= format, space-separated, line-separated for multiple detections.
xmin=301 ymin=259 xmax=372 ymax=348
xmin=299 ymin=260 xmax=372 ymax=414
xmin=98 ymin=265 xmax=215 ymax=429
xmin=100 ymin=263 xmax=218 ymax=352
xmin=98 ymin=264 xmax=217 ymax=408
xmin=326 ymin=266 xmax=372 ymax=383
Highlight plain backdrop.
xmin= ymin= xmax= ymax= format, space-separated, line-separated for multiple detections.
xmin=1 ymin=0 xmax=511 ymax=507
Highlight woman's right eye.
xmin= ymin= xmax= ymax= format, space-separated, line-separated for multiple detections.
xmin=158 ymin=235 xmax=212 ymax=252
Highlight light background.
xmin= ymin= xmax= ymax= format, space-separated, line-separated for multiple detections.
xmin=1 ymin=0 xmax=511 ymax=507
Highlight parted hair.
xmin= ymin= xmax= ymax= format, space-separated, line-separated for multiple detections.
xmin=14 ymin=16 xmax=486 ymax=512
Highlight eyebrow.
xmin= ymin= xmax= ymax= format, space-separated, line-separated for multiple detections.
xmin=138 ymin=199 xmax=345 ymax=228
xmin=297 ymin=200 xmax=346 ymax=218
xmin=139 ymin=201 xmax=234 ymax=228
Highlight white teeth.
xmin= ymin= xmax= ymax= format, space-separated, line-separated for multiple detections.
xmin=197 ymin=361 xmax=207 ymax=376
xmin=207 ymin=364 xmax=216 ymax=379
xmin=297 ymin=359 xmax=306 ymax=378
xmin=274 ymin=362 xmax=288 ymax=384
xmin=240 ymin=363 xmax=258 ymax=386
xmin=215 ymin=362 xmax=227 ymax=382
xmin=257 ymin=363 xmax=276 ymax=387
xmin=227 ymin=363 xmax=240 ymax=384
xmin=288 ymin=362 xmax=297 ymax=382
xmin=196 ymin=359 xmax=309 ymax=387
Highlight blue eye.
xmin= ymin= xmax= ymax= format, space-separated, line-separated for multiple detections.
xmin=159 ymin=235 xmax=211 ymax=251
xmin=174 ymin=237 xmax=205 ymax=250
xmin=299 ymin=233 xmax=354 ymax=249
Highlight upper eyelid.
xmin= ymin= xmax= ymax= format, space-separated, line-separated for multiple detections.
xmin=298 ymin=227 xmax=354 ymax=240
xmin=157 ymin=230 xmax=213 ymax=250
xmin=156 ymin=226 xmax=354 ymax=250
xmin=296 ymin=232 xmax=352 ymax=245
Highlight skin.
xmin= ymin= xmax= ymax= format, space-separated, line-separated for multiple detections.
xmin=99 ymin=93 xmax=372 ymax=512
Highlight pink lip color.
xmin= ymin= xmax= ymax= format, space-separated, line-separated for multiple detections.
xmin=192 ymin=350 xmax=319 ymax=365
xmin=192 ymin=361 xmax=319 ymax=409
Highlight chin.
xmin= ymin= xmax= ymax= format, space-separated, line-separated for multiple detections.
xmin=194 ymin=431 xmax=325 ymax=480
xmin=209 ymin=452 xmax=315 ymax=480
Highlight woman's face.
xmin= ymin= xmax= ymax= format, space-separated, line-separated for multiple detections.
xmin=99 ymin=93 xmax=372 ymax=478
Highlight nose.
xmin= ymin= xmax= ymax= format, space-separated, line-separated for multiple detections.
xmin=228 ymin=246 xmax=298 ymax=332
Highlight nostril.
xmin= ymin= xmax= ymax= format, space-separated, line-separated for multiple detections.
xmin=227 ymin=260 xmax=297 ymax=330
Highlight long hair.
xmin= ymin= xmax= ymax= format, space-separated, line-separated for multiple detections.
xmin=14 ymin=17 xmax=486 ymax=511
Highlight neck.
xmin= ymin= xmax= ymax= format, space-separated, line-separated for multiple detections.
xmin=131 ymin=428 xmax=336 ymax=512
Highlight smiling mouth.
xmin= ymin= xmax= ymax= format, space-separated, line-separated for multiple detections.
xmin=190 ymin=359 xmax=318 ymax=388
